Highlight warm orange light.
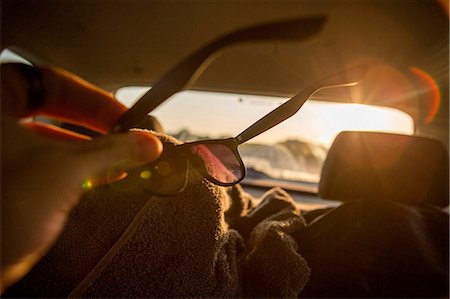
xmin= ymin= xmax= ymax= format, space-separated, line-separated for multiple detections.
xmin=313 ymin=103 xmax=413 ymax=147
xmin=437 ymin=0 xmax=449 ymax=16
xmin=409 ymin=67 xmax=441 ymax=124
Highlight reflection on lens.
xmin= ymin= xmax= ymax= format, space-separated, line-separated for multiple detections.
xmin=155 ymin=160 xmax=172 ymax=176
xmin=190 ymin=143 xmax=242 ymax=184
xmin=102 ymin=142 xmax=189 ymax=196
xmin=133 ymin=143 xmax=188 ymax=196
xmin=141 ymin=157 xmax=187 ymax=195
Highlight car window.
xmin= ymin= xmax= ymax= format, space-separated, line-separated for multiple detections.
xmin=0 ymin=49 xmax=414 ymax=189
xmin=0 ymin=49 xmax=32 ymax=65
xmin=116 ymin=87 xmax=414 ymax=187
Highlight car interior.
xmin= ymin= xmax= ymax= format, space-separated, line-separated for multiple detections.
xmin=1 ymin=1 xmax=449 ymax=298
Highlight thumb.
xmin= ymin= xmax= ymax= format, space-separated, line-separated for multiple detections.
xmin=69 ymin=131 xmax=163 ymax=185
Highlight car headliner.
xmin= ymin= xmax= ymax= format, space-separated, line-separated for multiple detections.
xmin=1 ymin=1 xmax=449 ymax=148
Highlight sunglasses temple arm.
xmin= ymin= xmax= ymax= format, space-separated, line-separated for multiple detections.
xmin=111 ymin=17 xmax=326 ymax=133
xmin=235 ymin=85 xmax=317 ymax=144
xmin=112 ymin=42 xmax=220 ymax=133
xmin=235 ymin=65 xmax=368 ymax=144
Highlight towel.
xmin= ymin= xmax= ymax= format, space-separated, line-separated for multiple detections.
xmin=4 ymin=133 xmax=311 ymax=298
xmin=67 ymin=184 xmax=310 ymax=297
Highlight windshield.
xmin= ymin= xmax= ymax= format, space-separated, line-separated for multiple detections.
xmin=119 ymin=87 xmax=414 ymax=187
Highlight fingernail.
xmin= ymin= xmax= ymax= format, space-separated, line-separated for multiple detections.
xmin=132 ymin=133 xmax=162 ymax=162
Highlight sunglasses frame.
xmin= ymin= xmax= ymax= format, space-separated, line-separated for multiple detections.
xmin=142 ymin=60 xmax=367 ymax=194
xmin=123 ymin=138 xmax=243 ymax=196
xmin=110 ymin=16 xmax=368 ymax=195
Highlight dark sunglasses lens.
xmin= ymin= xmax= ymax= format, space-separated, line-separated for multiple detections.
xmin=190 ymin=143 xmax=243 ymax=184
xmin=130 ymin=145 xmax=188 ymax=196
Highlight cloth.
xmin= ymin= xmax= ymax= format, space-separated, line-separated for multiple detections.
xmin=4 ymin=132 xmax=448 ymax=298
xmin=4 ymin=133 xmax=310 ymax=298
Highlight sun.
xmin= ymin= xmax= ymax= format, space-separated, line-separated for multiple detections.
xmin=313 ymin=102 xmax=414 ymax=147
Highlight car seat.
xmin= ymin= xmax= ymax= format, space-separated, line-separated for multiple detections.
xmin=296 ymin=131 xmax=449 ymax=298
xmin=319 ymin=131 xmax=449 ymax=208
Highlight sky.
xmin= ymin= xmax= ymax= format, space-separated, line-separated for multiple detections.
xmin=116 ymin=87 xmax=414 ymax=147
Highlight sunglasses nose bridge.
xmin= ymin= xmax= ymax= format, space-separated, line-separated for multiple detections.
xmin=182 ymin=145 xmax=211 ymax=179
xmin=131 ymin=142 xmax=189 ymax=196
xmin=232 ymin=145 xmax=247 ymax=182
xmin=235 ymin=145 xmax=246 ymax=168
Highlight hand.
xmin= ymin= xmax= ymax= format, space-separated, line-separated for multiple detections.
xmin=0 ymin=63 xmax=162 ymax=291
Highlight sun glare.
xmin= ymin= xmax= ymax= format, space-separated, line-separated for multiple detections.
xmin=310 ymin=102 xmax=413 ymax=146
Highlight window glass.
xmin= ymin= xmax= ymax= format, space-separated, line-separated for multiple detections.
xmin=0 ymin=49 xmax=32 ymax=65
xmin=119 ymin=87 xmax=415 ymax=186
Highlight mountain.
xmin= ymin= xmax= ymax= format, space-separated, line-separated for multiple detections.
xmin=239 ymin=142 xmax=323 ymax=183
xmin=278 ymin=139 xmax=327 ymax=177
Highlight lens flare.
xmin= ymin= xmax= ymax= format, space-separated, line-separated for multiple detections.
xmin=409 ymin=67 xmax=440 ymax=124
xmin=140 ymin=170 xmax=152 ymax=179
xmin=82 ymin=179 xmax=94 ymax=190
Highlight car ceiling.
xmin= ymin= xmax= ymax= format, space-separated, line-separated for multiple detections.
xmin=1 ymin=1 xmax=449 ymax=147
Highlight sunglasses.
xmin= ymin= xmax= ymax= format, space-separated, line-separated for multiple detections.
xmin=110 ymin=17 xmax=367 ymax=195
xmin=120 ymin=65 xmax=366 ymax=195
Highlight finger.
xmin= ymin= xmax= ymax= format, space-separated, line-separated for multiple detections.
xmin=40 ymin=66 xmax=127 ymax=134
xmin=1 ymin=63 xmax=127 ymax=134
xmin=22 ymin=122 xmax=91 ymax=141
xmin=68 ymin=131 xmax=163 ymax=186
